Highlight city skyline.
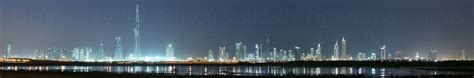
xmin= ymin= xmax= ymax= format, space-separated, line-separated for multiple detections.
xmin=1 ymin=0 xmax=473 ymax=60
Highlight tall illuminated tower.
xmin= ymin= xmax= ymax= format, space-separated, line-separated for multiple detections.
xmin=340 ymin=36 xmax=347 ymax=60
xmin=429 ymin=49 xmax=437 ymax=60
xmin=219 ymin=47 xmax=226 ymax=61
xmin=333 ymin=41 xmax=339 ymax=60
xmin=380 ymin=45 xmax=386 ymax=61
xmin=243 ymin=45 xmax=247 ymax=61
xmin=98 ymin=43 xmax=105 ymax=60
xmin=309 ymin=48 xmax=315 ymax=60
xmin=273 ymin=47 xmax=277 ymax=60
xmin=235 ymin=42 xmax=243 ymax=60
xmin=255 ymin=44 xmax=260 ymax=61
xmin=208 ymin=49 xmax=214 ymax=61
xmin=415 ymin=52 xmax=420 ymax=60
xmin=294 ymin=46 xmax=301 ymax=60
xmin=316 ymin=44 xmax=322 ymax=60
xmin=114 ymin=37 xmax=123 ymax=61
xmin=6 ymin=44 xmax=11 ymax=58
xmin=133 ymin=4 xmax=142 ymax=58
xmin=166 ymin=44 xmax=175 ymax=60
xmin=265 ymin=37 xmax=270 ymax=60
xmin=461 ymin=49 xmax=466 ymax=60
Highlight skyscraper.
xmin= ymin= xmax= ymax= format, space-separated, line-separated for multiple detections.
xmin=429 ymin=49 xmax=438 ymax=61
xmin=235 ymin=42 xmax=243 ymax=60
xmin=133 ymin=4 xmax=142 ymax=58
xmin=260 ymin=43 xmax=263 ymax=60
xmin=114 ymin=37 xmax=123 ymax=61
xmin=72 ymin=47 xmax=92 ymax=61
xmin=415 ymin=52 xmax=420 ymax=60
xmin=294 ymin=46 xmax=301 ymax=60
xmin=6 ymin=44 xmax=11 ymax=58
xmin=219 ymin=47 xmax=226 ymax=61
xmin=357 ymin=52 xmax=365 ymax=61
xmin=340 ymin=36 xmax=348 ymax=60
xmin=370 ymin=53 xmax=376 ymax=60
xmin=309 ymin=48 xmax=315 ymax=60
xmin=380 ymin=45 xmax=386 ymax=61
xmin=282 ymin=50 xmax=287 ymax=61
xmin=316 ymin=44 xmax=322 ymax=61
xmin=208 ymin=49 xmax=214 ymax=61
xmin=265 ymin=37 xmax=270 ymax=60
xmin=98 ymin=43 xmax=105 ymax=60
xmin=72 ymin=48 xmax=83 ymax=61
xmin=333 ymin=41 xmax=339 ymax=60
xmin=289 ymin=50 xmax=294 ymax=61
xmin=395 ymin=51 xmax=402 ymax=60
xmin=166 ymin=44 xmax=175 ymax=60
xmin=255 ymin=44 xmax=260 ymax=61
xmin=48 ymin=46 xmax=62 ymax=60
xmin=273 ymin=47 xmax=277 ymax=60
xmin=461 ymin=49 xmax=466 ymax=60
xmin=243 ymin=45 xmax=247 ymax=61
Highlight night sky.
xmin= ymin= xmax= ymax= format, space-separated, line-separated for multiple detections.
xmin=0 ymin=0 xmax=473 ymax=59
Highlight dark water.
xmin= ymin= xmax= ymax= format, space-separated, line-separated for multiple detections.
xmin=0 ymin=66 xmax=472 ymax=76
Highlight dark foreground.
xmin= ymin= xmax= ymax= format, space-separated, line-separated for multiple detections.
xmin=0 ymin=70 xmax=473 ymax=78
xmin=2 ymin=60 xmax=474 ymax=67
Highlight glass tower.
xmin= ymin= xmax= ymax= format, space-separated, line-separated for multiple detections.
xmin=133 ymin=4 xmax=142 ymax=58
xmin=166 ymin=44 xmax=175 ymax=60
xmin=333 ymin=41 xmax=339 ymax=60
xmin=114 ymin=37 xmax=123 ymax=61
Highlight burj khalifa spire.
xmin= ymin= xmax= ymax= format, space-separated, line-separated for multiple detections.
xmin=133 ymin=4 xmax=141 ymax=58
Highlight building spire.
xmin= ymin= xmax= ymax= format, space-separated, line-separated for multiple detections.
xmin=133 ymin=3 xmax=142 ymax=58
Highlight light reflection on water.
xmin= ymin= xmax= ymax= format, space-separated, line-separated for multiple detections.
xmin=0 ymin=66 xmax=471 ymax=76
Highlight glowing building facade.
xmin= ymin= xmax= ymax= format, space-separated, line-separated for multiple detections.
xmin=166 ymin=44 xmax=175 ymax=60
xmin=133 ymin=4 xmax=142 ymax=58
xmin=333 ymin=41 xmax=339 ymax=60
xmin=114 ymin=37 xmax=123 ymax=61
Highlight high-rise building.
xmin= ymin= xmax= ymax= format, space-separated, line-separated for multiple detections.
xmin=340 ymin=36 xmax=348 ymax=60
xmin=461 ymin=49 xmax=466 ymax=60
xmin=133 ymin=4 xmax=142 ymax=58
xmin=265 ymin=38 xmax=270 ymax=60
xmin=370 ymin=53 xmax=376 ymax=60
xmin=395 ymin=51 xmax=402 ymax=60
xmin=114 ymin=37 xmax=124 ymax=61
xmin=273 ymin=47 xmax=277 ymax=60
xmin=283 ymin=50 xmax=287 ymax=61
xmin=98 ymin=43 xmax=105 ymax=60
xmin=166 ymin=44 xmax=175 ymax=60
xmin=415 ymin=52 xmax=420 ymax=60
xmin=72 ymin=47 xmax=92 ymax=61
xmin=255 ymin=44 xmax=260 ymax=61
xmin=259 ymin=43 xmax=263 ymax=60
xmin=6 ymin=44 xmax=11 ymax=58
xmin=333 ymin=41 xmax=339 ymax=60
xmin=243 ymin=45 xmax=247 ymax=61
xmin=294 ymin=46 xmax=301 ymax=60
xmin=72 ymin=48 xmax=82 ymax=61
xmin=316 ymin=44 xmax=322 ymax=61
xmin=309 ymin=48 xmax=315 ymax=60
xmin=279 ymin=49 xmax=284 ymax=61
xmin=235 ymin=42 xmax=243 ymax=60
xmin=208 ymin=49 xmax=214 ymax=61
xmin=380 ymin=45 xmax=386 ymax=61
xmin=288 ymin=50 xmax=294 ymax=61
xmin=47 ymin=46 xmax=63 ymax=60
xmin=219 ymin=47 xmax=226 ymax=61
xmin=428 ymin=49 xmax=438 ymax=61
xmin=357 ymin=52 xmax=365 ymax=61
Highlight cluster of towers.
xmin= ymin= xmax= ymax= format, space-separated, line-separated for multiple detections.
xmin=207 ymin=36 xmax=461 ymax=62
